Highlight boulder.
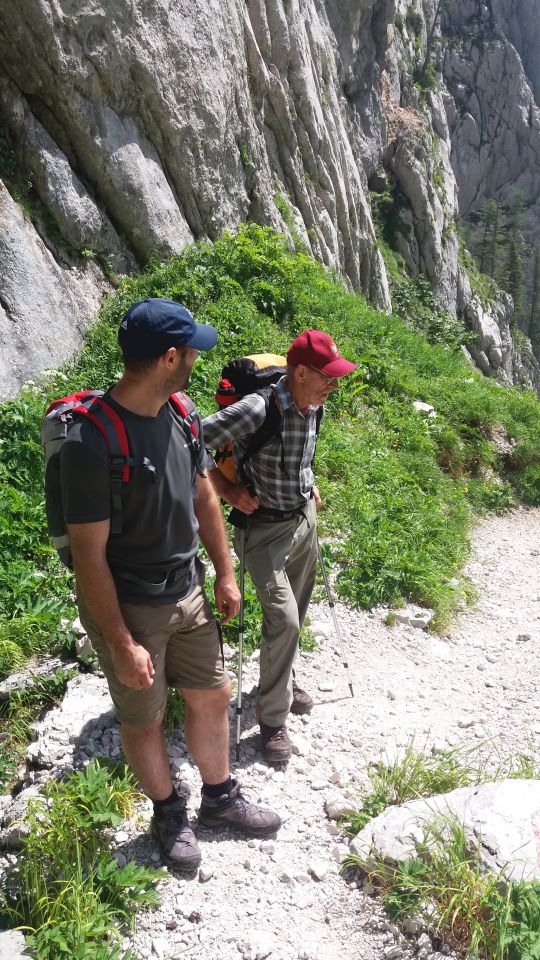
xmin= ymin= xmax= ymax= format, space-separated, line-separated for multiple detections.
xmin=0 ymin=930 xmax=27 ymax=959
xmin=350 ymin=779 xmax=540 ymax=882
xmin=0 ymin=181 xmax=108 ymax=402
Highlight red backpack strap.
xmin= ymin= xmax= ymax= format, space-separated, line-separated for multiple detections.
xmin=69 ymin=396 xmax=135 ymax=533
xmin=81 ymin=397 xmax=137 ymax=533
xmin=45 ymin=390 xmax=103 ymax=416
xmin=169 ymin=392 xmax=205 ymax=476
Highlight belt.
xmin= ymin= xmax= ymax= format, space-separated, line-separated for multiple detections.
xmin=251 ymin=503 xmax=307 ymax=523
xmin=113 ymin=564 xmax=187 ymax=596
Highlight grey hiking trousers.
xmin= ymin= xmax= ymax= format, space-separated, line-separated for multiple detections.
xmin=234 ymin=497 xmax=318 ymax=727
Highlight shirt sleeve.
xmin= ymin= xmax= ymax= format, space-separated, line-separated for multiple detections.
xmin=201 ymin=394 xmax=268 ymax=451
xmin=60 ymin=435 xmax=112 ymax=524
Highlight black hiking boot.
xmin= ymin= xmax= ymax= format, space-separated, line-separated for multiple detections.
xmin=198 ymin=779 xmax=281 ymax=837
xmin=260 ymin=722 xmax=292 ymax=764
xmin=152 ymin=794 xmax=201 ymax=872
xmin=290 ymin=682 xmax=313 ymax=715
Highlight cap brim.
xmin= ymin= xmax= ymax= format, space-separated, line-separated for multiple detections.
xmin=185 ymin=322 xmax=218 ymax=351
xmin=320 ymin=357 xmax=358 ymax=377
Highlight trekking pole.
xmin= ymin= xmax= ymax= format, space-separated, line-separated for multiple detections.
xmin=235 ymin=525 xmax=246 ymax=762
xmin=228 ymin=507 xmax=249 ymax=762
xmin=316 ymin=538 xmax=354 ymax=698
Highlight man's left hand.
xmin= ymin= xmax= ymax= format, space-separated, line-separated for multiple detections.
xmin=312 ymin=485 xmax=323 ymax=510
xmin=214 ymin=574 xmax=241 ymax=623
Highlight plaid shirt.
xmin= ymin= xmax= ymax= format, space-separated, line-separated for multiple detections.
xmin=202 ymin=377 xmax=321 ymax=510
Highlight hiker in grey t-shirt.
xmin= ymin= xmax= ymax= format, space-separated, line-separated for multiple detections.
xmin=61 ymin=298 xmax=280 ymax=872
xmin=203 ymin=330 xmax=357 ymax=765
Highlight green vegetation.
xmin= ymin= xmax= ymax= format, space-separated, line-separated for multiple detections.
xmin=274 ymin=192 xmax=308 ymax=253
xmin=0 ymin=667 xmax=78 ymax=791
xmin=392 ymin=274 xmax=475 ymax=350
xmin=405 ymin=7 xmax=423 ymax=37
xmin=0 ymin=132 xmax=34 ymax=219
xmin=239 ymin=142 xmax=254 ymax=174
xmin=1 ymin=223 xmax=540 ymax=677
xmin=0 ymin=760 xmax=160 ymax=958
xmin=348 ymin=817 xmax=540 ymax=959
xmin=342 ymin=739 xmax=540 ymax=836
xmin=344 ymin=742 xmax=540 ymax=958
xmin=463 ymin=193 xmax=539 ymax=345
xmin=458 ymin=236 xmax=499 ymax=309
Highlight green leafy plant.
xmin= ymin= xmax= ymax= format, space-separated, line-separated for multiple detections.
xmin=164 ymin=687 xmax=186 ymax=735
xmin=342 ymin=740 xmax=487 ymax=836
xmin=0 ymin=760 xmax=159 ymax=958
xmin=347 ymin=816 xmax=540 ymax=959
xmin=342 ymin=739 xmax=540 ymax=842
xmin=0 ymin=667 xmax=78 ymax=790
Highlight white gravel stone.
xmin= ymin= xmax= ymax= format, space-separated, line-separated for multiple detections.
xmin=309 ymin=620 xmax=332 ymax=639
xmin=324 ymin=796 xmax=352 ymax=820
xmin=383 ymin=948 xmax=404 ymax=960
xmin=151 ymin=938 xmax=168 ymax=957
xmin=308 ymin=860 xmax=329 ymax=880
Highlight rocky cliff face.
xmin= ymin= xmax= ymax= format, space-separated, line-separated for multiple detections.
xmin=0 ymin=0 xmax=539 ymax=399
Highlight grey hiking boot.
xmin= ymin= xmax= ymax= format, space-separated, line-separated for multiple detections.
xmin=290 ymin=682 xmax=313 ymax=715
xmin=198 ymin=779 xmax=281 ymax=837
xmin=260 ymin=723 xmax=292 ymax=764
xmin=152 ymin=795 xmax=201 ymax=872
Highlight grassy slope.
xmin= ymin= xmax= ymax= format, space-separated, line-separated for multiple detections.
xmin=0 ymin=224 xmax=539 ymax=678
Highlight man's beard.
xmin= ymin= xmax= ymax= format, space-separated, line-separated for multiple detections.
xmin=166 ymin=365 xmax=191 ymax=394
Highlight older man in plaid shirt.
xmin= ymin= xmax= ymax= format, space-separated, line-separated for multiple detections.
xmin=202 ymin=330 xmax=357 ymax=763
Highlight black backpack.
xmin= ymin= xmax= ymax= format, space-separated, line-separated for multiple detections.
xmin=41 ymin=389 xmax=204 ymax=569
xmin=213 ymin=354 xmax=323 ymax=486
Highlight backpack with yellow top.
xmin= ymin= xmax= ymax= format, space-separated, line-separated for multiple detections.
xmin=213 ymin=352 xmax=323 ymax=486
xmin=213 ymin=354 xmax=287 ymax=483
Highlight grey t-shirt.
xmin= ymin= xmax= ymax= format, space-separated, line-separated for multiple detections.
xmin=60 ymin=391 xmax=209 ymax=604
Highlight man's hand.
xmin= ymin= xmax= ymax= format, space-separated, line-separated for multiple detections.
xmin=312 ymin=485 xmax=323 ymax=510
xmin=111 ymin=642 xmax=155 ymax=689
xmin=214 ymin=573 xmax=241 ymax=624
xmin=229 ymin=483 xmax=260 ymax=514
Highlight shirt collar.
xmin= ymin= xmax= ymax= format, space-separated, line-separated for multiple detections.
xmin=274 ymin=375 xmax=318 ymax=415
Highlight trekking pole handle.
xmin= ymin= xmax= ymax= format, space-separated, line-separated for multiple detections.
xmin=228 ymin=507 xmax=248 ymax=529
xmin=228 ymin=482 xmax=256 ymax=530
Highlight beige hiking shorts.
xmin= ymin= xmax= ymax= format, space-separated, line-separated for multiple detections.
xmin=77 ymin=580 xmax=229 ymax=727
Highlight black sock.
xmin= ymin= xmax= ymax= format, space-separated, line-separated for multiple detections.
xmin=202 ymin=776 xmax=233 ymax=798
xmin=153 ymin=788 xmax=178 ymax=810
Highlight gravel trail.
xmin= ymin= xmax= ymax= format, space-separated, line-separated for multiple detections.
xmin=119 ymin=507 xmax=540 ymax=960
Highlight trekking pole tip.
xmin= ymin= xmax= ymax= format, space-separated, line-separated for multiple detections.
xmin=348 ymin=683 xmax=354 ymax=698
xmin=235 ymin=743 xmax=240 ymax=762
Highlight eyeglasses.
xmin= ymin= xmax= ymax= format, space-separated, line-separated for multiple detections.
xmin=307 ymin=366 xmax=339 ymax=384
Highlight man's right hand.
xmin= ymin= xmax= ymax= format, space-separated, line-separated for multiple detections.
xmin=229 ymin=483 xmax=260 ymax=514
xmin=111 ymin=642 xmax=155 ymax=688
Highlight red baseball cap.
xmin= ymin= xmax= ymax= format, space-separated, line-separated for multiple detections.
xmin=286 ymin=330 xmax=357 ymax=377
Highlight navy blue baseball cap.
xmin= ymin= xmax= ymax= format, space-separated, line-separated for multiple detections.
xmin=118 ymin=298 xmax=218 ymax=359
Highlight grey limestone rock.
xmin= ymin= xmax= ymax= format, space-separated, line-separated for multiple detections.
xmin=0 ymin=930 xmax=27 ymax=959
xmin=350 ymin=779 xmax=540 ymax=882
xmin=0 ymin=180 xmax=109 ymax=402
xmin=27 ymin=673 xmax=114 ymax=768
xmin=0 ymin=785 xmax=42 ymax=847
xmin=0 ymin=0 xmax=539 ymax=397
